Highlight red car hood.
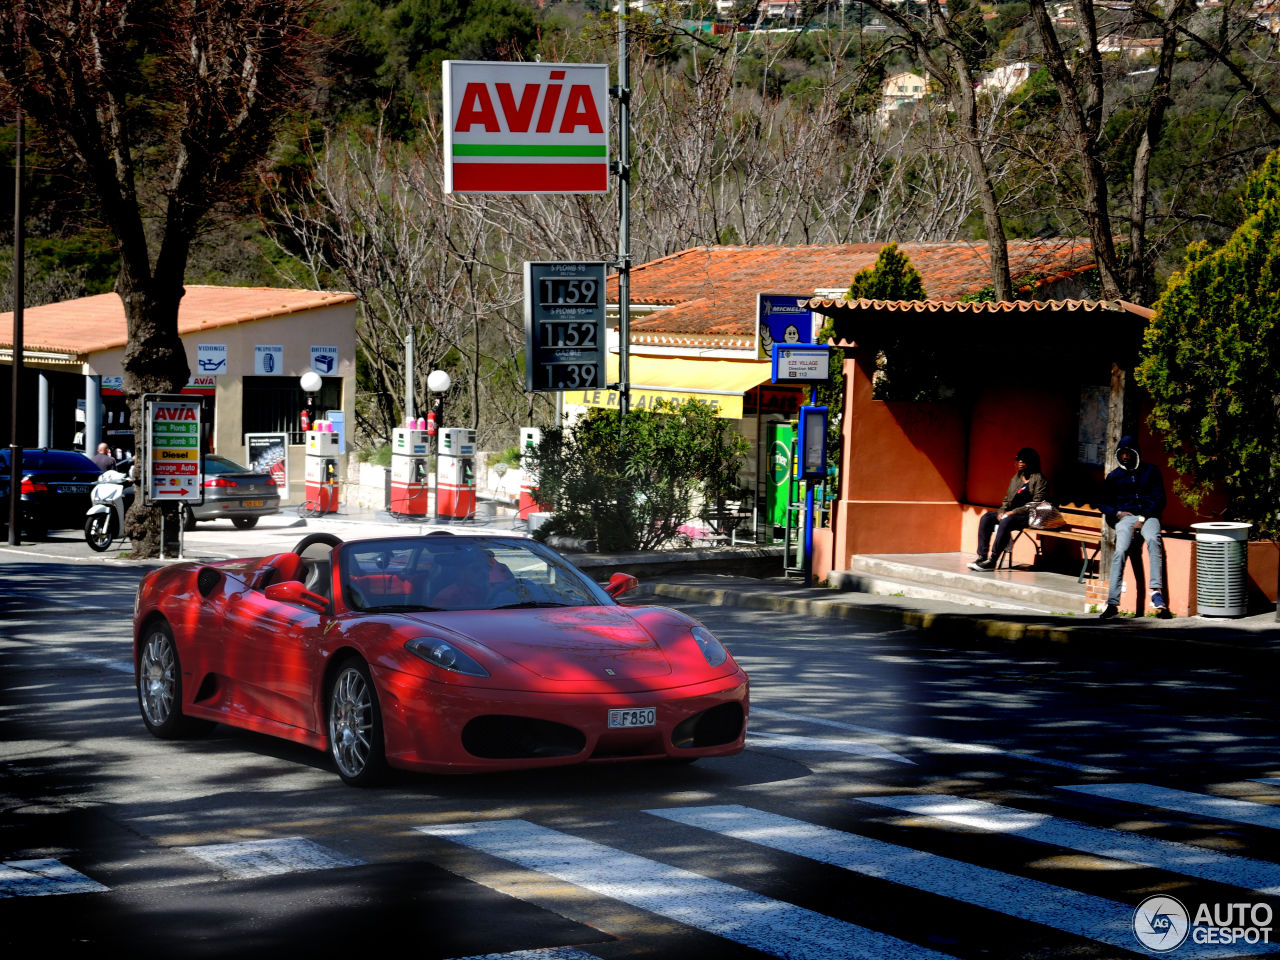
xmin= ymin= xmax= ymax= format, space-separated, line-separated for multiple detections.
xmin=405 ymin=606 xmax=673 ymax=681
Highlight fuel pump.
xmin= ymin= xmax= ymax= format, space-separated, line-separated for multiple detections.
xmin=517 ymin=426 xmax=549 ymax=521
xmin=304 ymin=423 xmax=341 ymax=513
xmin=436 ymin=427 xmax=476 ymax=521
xmin=390 ymin=426 xmax=432 ymax=516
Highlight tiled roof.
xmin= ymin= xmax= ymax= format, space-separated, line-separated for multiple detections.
xmin=809 ymin=297 xmax=1153 ymax=318
xmin=611 ymin=240 xmax=1100 ymax=343
xmin=0 ymin=286 xmax=357 ymax=357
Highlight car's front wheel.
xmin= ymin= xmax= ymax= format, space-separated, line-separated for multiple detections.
xmin=137 ymin=621 xmax=211 ymax=739
xmin=328 ymin=658 xmax=387 ymax=787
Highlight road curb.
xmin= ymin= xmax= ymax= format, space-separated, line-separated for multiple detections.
xmin=649 ymin=582 xmax=1279 ymax=667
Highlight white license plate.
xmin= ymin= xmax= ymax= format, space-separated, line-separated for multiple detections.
xmin=608 ymin=707 xmax=656 ymax=729
xmin=241 ymin=499 xmax=265 ymax=507
xmin=63 ymin=484 xmax=91 ymax=494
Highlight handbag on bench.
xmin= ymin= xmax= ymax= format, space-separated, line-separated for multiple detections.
xmin=1027 ymin=501 xmax=1067 ymax=530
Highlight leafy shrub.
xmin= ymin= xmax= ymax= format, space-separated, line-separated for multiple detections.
xmin=526 ymin=401 xmax=749 ymax=551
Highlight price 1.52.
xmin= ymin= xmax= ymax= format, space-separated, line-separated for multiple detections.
xmin=539 ymin=321 xmax=598 ymax=349
xmin=537 ymin=362 xmax=599 ymax=390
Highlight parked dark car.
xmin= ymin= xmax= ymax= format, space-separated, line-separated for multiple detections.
xmin=180 ymin=454 xmax=281 ymax=530
xmin=0 ymin=448 xmax=103 ymax=537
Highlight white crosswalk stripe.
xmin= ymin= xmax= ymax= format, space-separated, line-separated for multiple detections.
xmin=647 ymin=804 xmax=1277 ymax=959
xmin=179 ymin=837 xmax=364 ymax=879
xmin=857 ymin=793 xmax=1280 ymax=895
xmin=0 ymin=858 xmax=108 ymax=897
xmin=416 ymin=818 xmax=958 ymax=960
xmin=1062 ymin=783 xmax=1280 ymax=831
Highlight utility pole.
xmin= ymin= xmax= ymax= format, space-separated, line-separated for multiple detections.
xmin=614 ymin=6 xmax=631 ymax=416
xmin=8 ymin=100 xmax=25 ymax=546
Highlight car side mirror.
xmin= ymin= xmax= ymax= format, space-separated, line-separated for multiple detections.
xmin=265 ymin=580 xmax=329 ymax=613
xmin=604 ymin=572 xmax=639 ymax=599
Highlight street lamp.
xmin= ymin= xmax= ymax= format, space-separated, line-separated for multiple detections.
xmin=427 ymin=370 xmax=451 ymax=521
xmin=300 ymin=371 xmax=322 ymax=433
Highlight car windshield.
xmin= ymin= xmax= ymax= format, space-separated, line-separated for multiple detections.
xmin=337 ymin=535 xmax=611 ymax=613
xmin=205 ymin=455 xmax=254 ymax=474
xmin=0 ymin=449 xmax=98 ymax=471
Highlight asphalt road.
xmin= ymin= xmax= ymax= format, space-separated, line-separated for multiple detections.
xmin=2 ymin=536 xmax=1280 ymax=959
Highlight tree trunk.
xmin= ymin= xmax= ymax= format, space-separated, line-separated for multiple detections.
xmin=120 ymin=276 xmax=190 ymax=559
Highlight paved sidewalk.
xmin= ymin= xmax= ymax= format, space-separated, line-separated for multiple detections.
xmin=636 ymin=571 xmax=1279 ymax=668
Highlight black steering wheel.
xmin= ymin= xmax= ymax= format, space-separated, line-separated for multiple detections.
xmin=291 ymin=532 xmax=344 ymax=555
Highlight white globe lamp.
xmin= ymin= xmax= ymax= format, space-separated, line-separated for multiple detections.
xmin=427 ymin=369 xmax=451 ymax=393
xmin=299 ymin=371 xmax=323 ymax=393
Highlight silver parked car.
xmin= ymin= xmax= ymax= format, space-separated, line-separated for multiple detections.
xmin=180 ymin=454 xmax=281 ymax=530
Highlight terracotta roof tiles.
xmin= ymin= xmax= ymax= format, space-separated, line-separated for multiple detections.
xmin=611 ymin=240 xmax=1102 ymax=341
xmin=1 ymin=286 xmax=357 ymax=357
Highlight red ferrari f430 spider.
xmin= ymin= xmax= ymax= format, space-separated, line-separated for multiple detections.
xmin=133 ymin=531 xmax=749 ymax=785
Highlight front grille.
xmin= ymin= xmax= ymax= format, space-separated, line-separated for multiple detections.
xmin=462 ymin=715 xmax=586 ymax=760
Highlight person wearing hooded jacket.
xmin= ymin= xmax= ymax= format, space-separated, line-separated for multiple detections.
xmin=968 ymin=447 xmax=1049 ymax=571
xmin=1098 ymin=435 xmax=1171 ymax=619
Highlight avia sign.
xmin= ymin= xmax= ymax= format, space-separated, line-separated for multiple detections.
xmin=443 ymin=60 xmax=610 ymax=194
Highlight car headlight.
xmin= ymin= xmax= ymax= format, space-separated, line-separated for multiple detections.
xmin=690 ymin=626 xmax=728 ymax=667
xmin=405 ymin=637 xmax=489 ymax=677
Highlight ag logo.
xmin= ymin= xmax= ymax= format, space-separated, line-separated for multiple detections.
xmin=1133 ymin=895 xmax=1190 ymax=951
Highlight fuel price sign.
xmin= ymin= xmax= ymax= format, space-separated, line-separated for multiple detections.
xmin=524 ymin=261 xmax=607 ymax=393
xmin=143 ymin=394 xmax=203 ymax=505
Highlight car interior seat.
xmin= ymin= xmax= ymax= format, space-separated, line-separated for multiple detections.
xmin=259 ymin=552 xmax=306 ymax=590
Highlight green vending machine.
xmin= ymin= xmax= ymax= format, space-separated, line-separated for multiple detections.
xmin=765 ymin=421 xmax=795 ymax=543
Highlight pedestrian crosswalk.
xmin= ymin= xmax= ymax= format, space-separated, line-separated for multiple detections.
xmin=5 ymin=781 xmax=1280 ymax=959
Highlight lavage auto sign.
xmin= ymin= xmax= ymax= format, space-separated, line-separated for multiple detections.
xmin=1133 ymin=896 xmax=1274 ymax=952
xmin=443 ymin=60 xmax=610 ymax=194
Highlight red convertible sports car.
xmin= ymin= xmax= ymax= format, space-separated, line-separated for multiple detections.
xmin=133 ymin=531 xmax=749 ymax=785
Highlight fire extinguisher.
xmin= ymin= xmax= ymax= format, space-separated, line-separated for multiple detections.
xmin=426 ymin=410 xmax=437 ymax=435
xmin=300 ymin=408 xmax=311 ymax=432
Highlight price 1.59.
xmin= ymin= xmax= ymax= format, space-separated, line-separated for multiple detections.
xmin=539 ymin=277 xmax=599 ymax=309
xmin=535 ymin=362 xmax=599 ymax=390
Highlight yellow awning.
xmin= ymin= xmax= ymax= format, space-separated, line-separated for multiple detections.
xmin=573 ymin=356 xmax=775 ymax=419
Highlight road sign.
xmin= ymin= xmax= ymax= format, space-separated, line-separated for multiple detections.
xmin=524 ymin=261 xmax=607 ymax=393
xmin=143 ymin=395 xmax=203 ymax=505
xmin=772 ymin=344 xmax=832 ymax=384
xmin=443 ymin=61 xmax=610 ymax=194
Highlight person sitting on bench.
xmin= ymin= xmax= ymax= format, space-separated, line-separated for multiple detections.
xmin=968 ymin=447 xmax=1049 ymax=572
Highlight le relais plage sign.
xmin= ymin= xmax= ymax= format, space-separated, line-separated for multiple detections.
xmin=443 ymin=61 xmax=610 ymax=194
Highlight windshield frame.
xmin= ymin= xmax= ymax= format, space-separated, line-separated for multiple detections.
xmin=335 ymin=534 xmax=614 ymax=614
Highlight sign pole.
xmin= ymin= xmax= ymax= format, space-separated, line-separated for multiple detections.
xmin=615 ymin=7 xmax=631 ymax=417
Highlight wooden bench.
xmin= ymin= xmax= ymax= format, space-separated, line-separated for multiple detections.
xmin=1001 ymin=503 xmax=1103 ymax=582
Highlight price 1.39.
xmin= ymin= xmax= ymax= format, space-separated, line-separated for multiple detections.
xmin=536 ymin=362 xmax=599 ymax=390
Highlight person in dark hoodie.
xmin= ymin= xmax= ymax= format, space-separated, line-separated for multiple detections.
xmin=1098 ymin=435 xmax=1171 ymax=619
xmin=968 ymin=447 xmax=1049 ymax=571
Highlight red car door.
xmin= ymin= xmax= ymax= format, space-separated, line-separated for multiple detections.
xmin=221 ymin=586 xmax=324 ymax=734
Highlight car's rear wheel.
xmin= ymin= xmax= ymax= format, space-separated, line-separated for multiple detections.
xmin=137 ymin=621 xmax=211 ymax=739
xmin=179 ymin=503 xmax=197 ymax=531
xmin=85 ymin=512 xmax=116 ymax=552
xmin=328 ymin=658 xmax=387 ymax=787
xmin=231 ymin=516 xmax=259 ymax=530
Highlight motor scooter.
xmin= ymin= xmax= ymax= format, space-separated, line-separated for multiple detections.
xmin=84 ymin=460 xmax=134 ymax=552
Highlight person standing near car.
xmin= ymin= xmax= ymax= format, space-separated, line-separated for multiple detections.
xmin=90 ymin=442 xmax=116 ymax=473
xmin=967 ymin=447 xmax=1049 ymax=571
xmin=1098 ymin=435 xmax=1171 ymax=619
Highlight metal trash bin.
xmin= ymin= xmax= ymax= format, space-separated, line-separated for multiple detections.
xmin=1192 ymin=521 xmax=1251 ymax=617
